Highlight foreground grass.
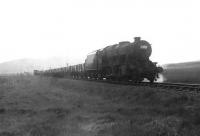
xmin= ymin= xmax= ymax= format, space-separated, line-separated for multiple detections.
xmin=0 ymin=75 xmax=200 ymax=136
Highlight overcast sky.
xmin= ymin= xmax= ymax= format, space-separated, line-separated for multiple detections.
xmin=0 ymin=0 xmax=199 ymax=64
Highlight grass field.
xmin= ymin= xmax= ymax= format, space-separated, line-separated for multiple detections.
xmin=0 ymin=75 xmax=200 ymax=136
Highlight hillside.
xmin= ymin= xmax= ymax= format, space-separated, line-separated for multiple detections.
xmin=0 ymin=57 xmax=69 ymax=74
xmin=163 ymin=61 xmax=200 ymax=69
xmin=163 ymin=61 xmax=200 ymax=83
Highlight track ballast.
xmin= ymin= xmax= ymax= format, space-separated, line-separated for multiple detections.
xmin=83 ymin=79 xmax=200 ymax=92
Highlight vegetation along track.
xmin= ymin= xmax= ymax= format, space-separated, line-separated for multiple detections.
xmin=82 ymin=79 xmax=200 ymax=92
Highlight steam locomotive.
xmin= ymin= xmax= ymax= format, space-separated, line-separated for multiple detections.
xmin=34 ymin=37 xmax=163 ymax=82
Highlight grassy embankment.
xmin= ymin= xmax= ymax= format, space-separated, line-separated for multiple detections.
xmin=163 ymin=61 xmax=200 ymax=83
xmin=0 ymin=75 xmax=200 ymax=136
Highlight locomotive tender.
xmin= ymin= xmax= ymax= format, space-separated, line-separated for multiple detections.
xmin=34 ymin=37 xmax=163 ymax=82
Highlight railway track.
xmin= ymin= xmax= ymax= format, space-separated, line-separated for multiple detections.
xmin=85 ymin=79 xmax=200 ymax=92
xmin=35 ymin=75 xmax=200 ymax=92
xmin=139 ymin=82 xmax=200 ymax=91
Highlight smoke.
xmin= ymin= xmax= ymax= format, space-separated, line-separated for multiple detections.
xmin=156 ymin=74 xmax=167 ymax=83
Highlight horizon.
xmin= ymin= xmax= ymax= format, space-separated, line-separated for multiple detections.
xmin=1 ymin=56 xmax=200 ymax=66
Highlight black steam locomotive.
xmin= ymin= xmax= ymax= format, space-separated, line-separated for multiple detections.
xmin=34 ymin=37 xmax=163 ymax=82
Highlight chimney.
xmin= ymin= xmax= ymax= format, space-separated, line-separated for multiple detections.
xmin=134 ymin=37 xmax=141 ymax=42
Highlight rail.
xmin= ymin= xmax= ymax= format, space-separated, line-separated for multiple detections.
xmin=84 ymin=79 xmax=200 ymax=92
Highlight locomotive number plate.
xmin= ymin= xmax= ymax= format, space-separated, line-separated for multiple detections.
xmin=140 ymin=45 xmax=148 ymax=49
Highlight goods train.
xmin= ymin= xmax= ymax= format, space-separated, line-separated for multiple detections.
xmin=34 ymin=37 xmax=163 ymax=82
